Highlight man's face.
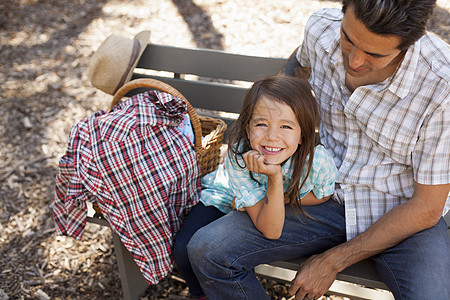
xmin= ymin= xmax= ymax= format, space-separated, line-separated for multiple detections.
xmin=340 ymin=6 xmax=404 ymax=78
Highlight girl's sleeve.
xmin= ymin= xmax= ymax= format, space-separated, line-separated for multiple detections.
xmin=223 ymin=155 xmax=266 ymax=210
xmin=309 ymin=145 xmax=338 ymax=199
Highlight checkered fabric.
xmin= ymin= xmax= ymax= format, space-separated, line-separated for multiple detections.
xmin=200 ymin=145 xmax=337 ymax=214
xmin=53 ymin=90 xmax=201 ymax=284
xmin=297 ymin=8 xmax=450 ymax=239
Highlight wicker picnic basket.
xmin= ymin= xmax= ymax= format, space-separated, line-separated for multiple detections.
xmin=92 ymin=78 xmax=226 ymax=215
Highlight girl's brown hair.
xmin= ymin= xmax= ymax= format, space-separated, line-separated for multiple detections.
xmin=227 ymin=75 xmax=319 ymax=217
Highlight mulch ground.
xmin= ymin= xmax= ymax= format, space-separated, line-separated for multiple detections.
xmin=1 ymin=0 xmax=448 ymax=299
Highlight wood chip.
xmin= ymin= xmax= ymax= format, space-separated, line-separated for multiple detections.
xmin=35 ymin=289 xmax=50 ymax=300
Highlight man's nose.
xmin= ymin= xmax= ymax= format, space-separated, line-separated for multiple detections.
xmin=348 ymin=46 xmax=366 ymax=70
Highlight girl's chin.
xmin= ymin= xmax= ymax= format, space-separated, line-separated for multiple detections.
xmin=263 ymin=158 xmax=282 ymax=165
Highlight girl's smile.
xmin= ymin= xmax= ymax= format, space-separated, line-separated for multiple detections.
xmin=262 ymin=146 xmax=283 ymax=154
xmin=247 ymin=96 xmax=302 ymax=165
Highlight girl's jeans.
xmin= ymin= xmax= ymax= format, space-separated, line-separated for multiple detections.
xmin=173 ymin=202 xmax=225 ymax=298
xmin=187 ymin=199 xmax=450 ymax=300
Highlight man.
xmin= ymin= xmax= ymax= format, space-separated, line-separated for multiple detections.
xmin=187 ymin=0 xmax=450 ymax=299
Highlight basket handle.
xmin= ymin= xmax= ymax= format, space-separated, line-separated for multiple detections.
xmin=110 ymin=78 xmax=203 ymax=153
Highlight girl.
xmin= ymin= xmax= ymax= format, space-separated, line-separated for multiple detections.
xmin=173 ymin=76 xmax=337 ymax=298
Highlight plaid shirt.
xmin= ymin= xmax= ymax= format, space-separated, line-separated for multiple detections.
xmin=53 ymin=91 xmax=201 ymax=284
xmin=200 ymin=145 xmax=337 ymax=213
xmin=297 ymin=8 xmax=450 ymax=239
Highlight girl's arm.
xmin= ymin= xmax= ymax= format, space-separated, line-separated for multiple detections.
xmin=300 ymin=192 xmax=330 ymax=205
xmin=243 ymin=150 xmax=286 ymax=239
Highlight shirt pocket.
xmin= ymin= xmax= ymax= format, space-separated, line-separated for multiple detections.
xmin=355 ymin=102 xmax=419 ymax=164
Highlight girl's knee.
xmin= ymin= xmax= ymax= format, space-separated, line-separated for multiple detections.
xmin=186 ymin=231 xmax=206 ymax=263
xmin=186 ymin=227 xmax=220 ymax=265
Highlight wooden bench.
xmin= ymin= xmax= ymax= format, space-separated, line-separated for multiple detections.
xmin=87 ymin=43 xmax=450 ymax=300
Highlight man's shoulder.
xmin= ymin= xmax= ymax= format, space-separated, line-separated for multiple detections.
xmin=304 ymin=8 xmax=342 ymax=45
xmin=417 ymin=33 xmax=450 ymax=84
xmin=309 ymin=8 xmax=343 ymax=23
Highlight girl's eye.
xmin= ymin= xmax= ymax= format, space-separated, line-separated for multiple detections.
xmin=255 ymin=123 xmax=267 ymax=127
xmin=281 ymin=125 xmax=293 ymax=129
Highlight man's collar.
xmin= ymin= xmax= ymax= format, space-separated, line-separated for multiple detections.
xmin=386 ymin=40 xmax=420 ymax=99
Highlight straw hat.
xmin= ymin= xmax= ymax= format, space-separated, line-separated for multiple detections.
xmin=89 ymin=30 xmax=151 ymax=95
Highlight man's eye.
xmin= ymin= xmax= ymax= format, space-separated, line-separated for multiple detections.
xmin=370 ymin=53 xmax=385 ymax=59
xmin=343 ymin=34 xmax=352 ymax=43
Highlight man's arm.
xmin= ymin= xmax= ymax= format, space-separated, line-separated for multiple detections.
xmin=280 ymin=46 xmax=311 ymax=80
xmin=288 ymin=181 xmax=450 ymax=299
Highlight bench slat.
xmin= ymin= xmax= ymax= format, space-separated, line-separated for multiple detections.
xmin=137 ymin=44 xmax=286 ymax=82
xmin=268 ymin=259 xmax=388 ymax=290
xmin=131 ymin=74 xmax=247 ymax=114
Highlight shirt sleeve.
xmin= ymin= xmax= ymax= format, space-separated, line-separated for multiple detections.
xmin=224 ymin=154 xmax=266 ymax=210
xmin=53 ymin=119 xmax=96 ymax=239
xmin=309 ymin=146 xmax=338 ymax=199
xmin=298 ymin=145 xmax=337 ymax=199
xmin=413 ymin=101 xmax=450 ymax=185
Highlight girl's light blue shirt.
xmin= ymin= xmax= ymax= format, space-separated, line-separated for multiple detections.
xmin=200 ymin=145 xmax=338 ymax=213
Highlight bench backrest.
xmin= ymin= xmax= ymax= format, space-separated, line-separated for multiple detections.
xmin=132 ymin=44 xmax=286 ymax=117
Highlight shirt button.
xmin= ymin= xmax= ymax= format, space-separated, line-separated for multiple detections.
xmin=353 ymin=133 xmax=358 ymax=138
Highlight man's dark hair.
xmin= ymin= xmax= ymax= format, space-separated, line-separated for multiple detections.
xmin=342 ymin=0 xmax=436 ymax=50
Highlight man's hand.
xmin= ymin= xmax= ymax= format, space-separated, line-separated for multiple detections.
xmin=288 ymin=253 xmax=338 ymax=300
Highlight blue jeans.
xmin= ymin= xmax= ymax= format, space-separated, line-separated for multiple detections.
xmin=173 ymin=202 xmax=225 ymax=298
xmin=187 ymin=200 xmax=450 ymax=300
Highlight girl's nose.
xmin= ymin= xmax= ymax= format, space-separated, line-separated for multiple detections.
xmin=266 ymin=127 xmax=280 ymax=141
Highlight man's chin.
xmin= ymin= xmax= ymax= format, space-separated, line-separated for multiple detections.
xmin=344 ymin=66 xmax=370 ymax=78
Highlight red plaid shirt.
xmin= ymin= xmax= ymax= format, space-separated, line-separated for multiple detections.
xmin=53 ymin=91 xmax=201 ymax=284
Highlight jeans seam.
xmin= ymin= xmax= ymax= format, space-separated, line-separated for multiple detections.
xmin=234 ymin=279 xmax=249 ymax=300
xmin=377 ymin=253 xmax=402 ymax=300
xmin=226 ymin=232 xmax=345 ymax=269
xmin=225 ymin=264 xmax=262 ymax=300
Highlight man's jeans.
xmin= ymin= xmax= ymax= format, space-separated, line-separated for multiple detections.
xmin=187 ymin=199 xmax=450 ymax=299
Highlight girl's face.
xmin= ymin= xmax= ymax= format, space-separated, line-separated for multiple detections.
xmin=246 ymin=96 xmax=302 ymax=165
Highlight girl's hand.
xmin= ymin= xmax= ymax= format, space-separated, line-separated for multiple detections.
xmin=243 ymin=150 xmax=282 ymax=178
